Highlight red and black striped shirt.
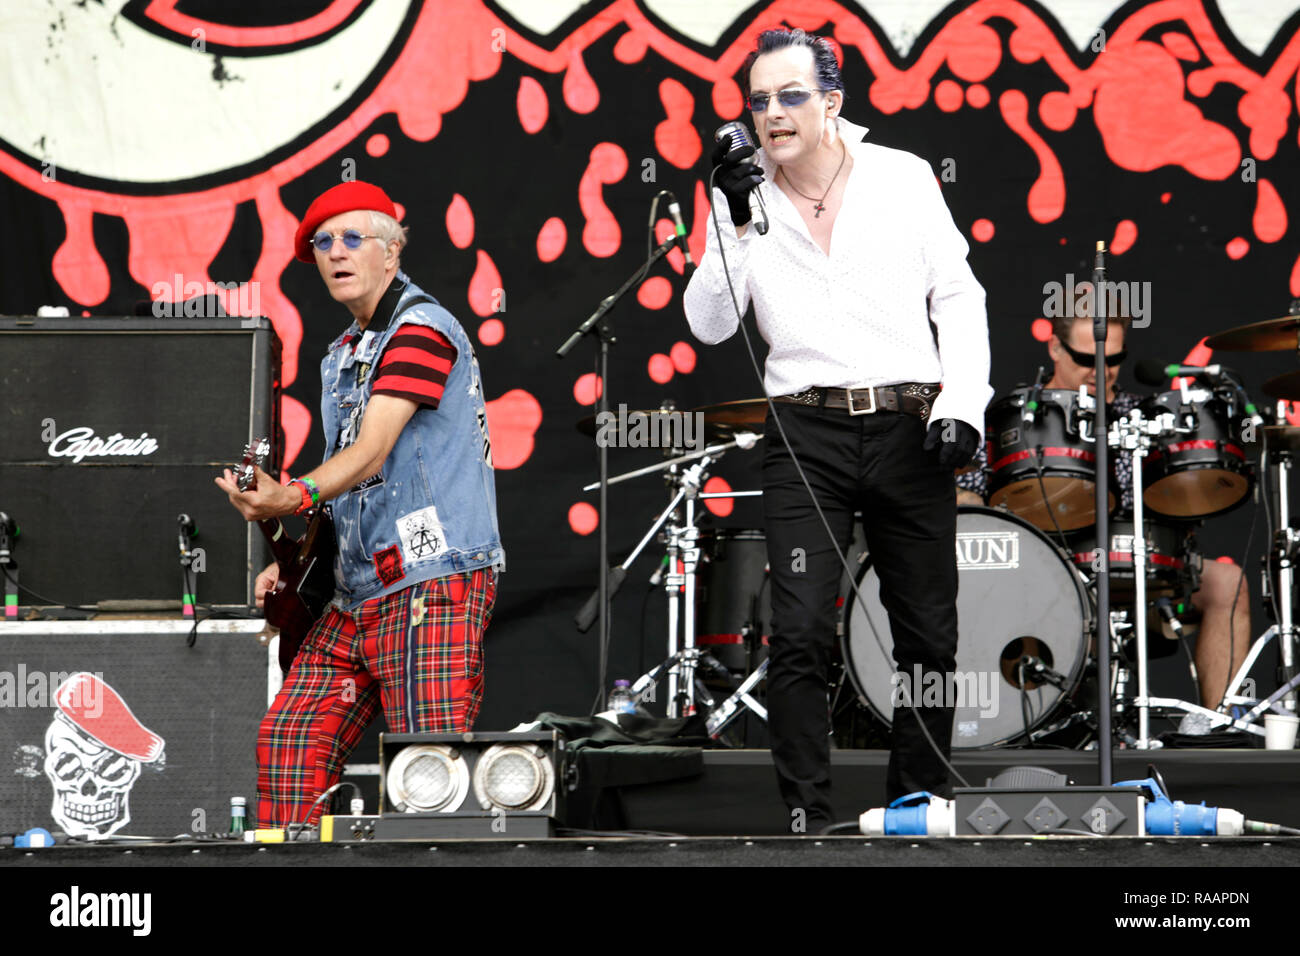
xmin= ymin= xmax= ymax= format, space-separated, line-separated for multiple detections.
xmin=349 ymin=324 xmax=458 ymax=409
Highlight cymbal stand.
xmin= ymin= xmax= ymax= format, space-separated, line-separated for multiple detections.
xmin=1266 ymin=436 xmax=1299 ymax=711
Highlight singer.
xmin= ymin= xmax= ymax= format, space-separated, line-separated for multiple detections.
xmin=957 ymin=288 xmax=1250 ymax=708
xmin=683 ymin=29 xmax=991 ymax=830
xmin=215 ymin=181 xmax=504 ymax=827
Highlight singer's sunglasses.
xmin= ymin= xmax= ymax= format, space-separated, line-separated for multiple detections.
xmin=745 ymin=87 xmax=827 ymax=112
xmin=1060 ymin=340 xmax=1128 ymax=368
xmin=311 ymin=229 xmax=383 ymax=253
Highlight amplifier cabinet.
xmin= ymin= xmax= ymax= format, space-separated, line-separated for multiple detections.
xmin=0 ymin=316 xmax=281 ymax=607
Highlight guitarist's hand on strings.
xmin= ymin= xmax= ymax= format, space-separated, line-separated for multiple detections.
xmin=214 ymin=464 xmax=302 ymax=521
xmin=254 ymin=562 xmax=279 ymax=610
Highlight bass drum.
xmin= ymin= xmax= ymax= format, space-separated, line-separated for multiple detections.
xmin=842 ymin=507 xmax=1092 ymax=749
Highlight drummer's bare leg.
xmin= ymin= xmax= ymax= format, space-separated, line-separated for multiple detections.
xmin=1189 ymin=559 xmax=1251 ymax=709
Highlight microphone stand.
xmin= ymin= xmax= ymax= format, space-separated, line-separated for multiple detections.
xmin=1091 ymin=241 xmax=1114 ymax=784
xmin=556 ymin=233 xmax=679 ymax=715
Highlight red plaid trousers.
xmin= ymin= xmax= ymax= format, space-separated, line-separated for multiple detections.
xmin=255 ymin=567 xmax=497 ymax=827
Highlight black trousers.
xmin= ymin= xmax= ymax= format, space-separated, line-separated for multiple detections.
xmin=762 ymin=402 xmax=959 ymax=827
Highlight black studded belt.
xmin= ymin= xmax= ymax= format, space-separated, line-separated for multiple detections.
xmin=773 ymin=383 xmax=940 ymax=424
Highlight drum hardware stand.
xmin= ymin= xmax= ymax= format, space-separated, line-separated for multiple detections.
xmin=704 ymin=658 xmax=770 ymax=738
xmin=1264 ymin=437 xmax=1298 ymax=711
xmin=577 ymin=435 xmax=764 ymax=718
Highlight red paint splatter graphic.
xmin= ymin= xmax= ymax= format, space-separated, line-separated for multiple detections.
xmin=485 ymin=388 xmax=541 ymax=469
xmin=1111 ymin=219 xmax=1138 ymax=255
xmin=446 ymin=194 xmax=474 ymax=249
xmin=580 ymin=143 xmax=628 ymax=257
xmin=972 ymin=218 xmax=995 ymax=242
xmin=517 ymin=76 xmax=548 ymax=133
xmin=934 ymin=80 xmax=964 ymax=112
xmin=573 ymin=373 xmax=602 ymax=406
xmin=478 ymin=318 xmax=504 ymax=346
xmin=467 ymin=249 xmax=502 ymax=317
xmin=670 ymin=341 xmax=696 ymax=373
xmin=1226 ymin=237 xmax=1250 ymax=259
xmin=569 ymin=501 xmax=599 ymax=535
xmin=1031 ymin=318 xmax=1053 ymax=342
xmin=648 ymin=354 xmax=674 ymax=384
xmin=637 ymin=276 xmax=672 ymax=310
xmin=537 ymin=217 xmax=568 ymax=262
xmin=1255 ymin=178 xmax=1287 ymax=242
xmin=703 ymin=476 xmax=735 ymax=517
xmin=366 ymin=133 xmax=390 ymax=156
xmin=655 ymin=78 xmax=702 ymax=169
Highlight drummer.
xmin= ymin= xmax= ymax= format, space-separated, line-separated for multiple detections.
xmin=956 ymin=291 xmax=1250 ymax=711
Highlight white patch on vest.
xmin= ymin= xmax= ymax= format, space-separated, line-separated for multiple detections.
xmin=396 ymin=505 xmax=447 ymax=564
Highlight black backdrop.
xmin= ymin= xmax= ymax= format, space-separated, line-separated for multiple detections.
xmin=2 ymin=0 xmax=1299 ymax=729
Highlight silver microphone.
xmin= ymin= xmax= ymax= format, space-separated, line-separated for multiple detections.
xmin=713 ymin=121 xmax=768 ymax=235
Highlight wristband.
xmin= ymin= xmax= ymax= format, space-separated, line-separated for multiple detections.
xmin=288 ymin=478 xmax=314 ymax=515
xmin=299 ymin=476 xmax=320 ymax=506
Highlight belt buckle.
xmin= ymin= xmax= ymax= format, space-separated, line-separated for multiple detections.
xmin=846 ymin=387 xmax=877 ymax=416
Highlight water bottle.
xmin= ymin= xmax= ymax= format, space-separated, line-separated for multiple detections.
xmin=229 ymin=796 xmax=246 ymax=839
xmin=607 ymin=679 xmax=637 ymax=714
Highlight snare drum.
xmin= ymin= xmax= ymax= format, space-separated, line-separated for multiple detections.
xmin=1067 ymin=519 xmax=1198 ymax=599
xmin=987 ymin=388 xmax=1114 ymax=532
xmin=1140 ymin=389 xmax=1253 ymax=519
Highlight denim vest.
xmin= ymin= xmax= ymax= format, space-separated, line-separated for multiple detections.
xmin=319 ymin=271 xmax=504 ymax=609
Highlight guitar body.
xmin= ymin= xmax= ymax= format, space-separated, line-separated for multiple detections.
xmin=263 ymin=508 xmax=337 ymax=672
xmin=235 ymin=439 xmax=338 ymax=673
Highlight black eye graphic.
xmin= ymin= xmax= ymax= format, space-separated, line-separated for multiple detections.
xmin=52 ymin=752 xmax=85 ymax=782
xmin=95 ymin=753 xmax=132 ymax=783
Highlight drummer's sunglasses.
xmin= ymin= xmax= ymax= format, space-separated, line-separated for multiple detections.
xmin=1059 ymin=340 xmax=1127 ymax=368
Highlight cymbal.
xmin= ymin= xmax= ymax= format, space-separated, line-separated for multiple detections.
xmin=1205 ymin=315 xmax=1300 ymax=352
xmin=1263 ymin=370 xmax=1300 ymax=401
xmin=575 ymin=406 xmax=760 ymax=439
xmin=1262 ymin=425 xmax=1300 ymax=454
xmin=690 ymin=398 xmax=768 ymax=426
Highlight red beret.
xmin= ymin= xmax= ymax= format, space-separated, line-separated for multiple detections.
xmin=294 ymin=181 xmax=399 ymax=263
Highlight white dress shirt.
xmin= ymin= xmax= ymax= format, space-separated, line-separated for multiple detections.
xmin=683 ymin=117 xmax=992 ymax=434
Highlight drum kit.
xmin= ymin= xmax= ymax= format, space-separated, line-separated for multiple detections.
xmin=577 ymin=305 xmax=1300 ymax=751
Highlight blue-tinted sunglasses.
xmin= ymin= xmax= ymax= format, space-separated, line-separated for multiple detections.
xmin=745 ymin=87 xmax=827 ymax=112
xmin=311 ymin=229 xmax=381 ymax=252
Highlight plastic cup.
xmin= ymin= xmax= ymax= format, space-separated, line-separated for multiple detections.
xmin=1263 ymin=713 xmax=1299 ymax=750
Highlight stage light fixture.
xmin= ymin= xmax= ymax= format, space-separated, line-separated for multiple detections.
xmin=385 ymin=744 xmax=470 ymax=813
xmin=472 ymin=743 xmax=555 ymax=811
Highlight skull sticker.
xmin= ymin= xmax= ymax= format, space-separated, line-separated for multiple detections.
xmin=41 ymin=673 xmax=164 ymax=839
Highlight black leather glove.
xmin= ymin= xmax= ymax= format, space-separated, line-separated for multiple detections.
xmin=710 ymin=136 xmax=764 ymax=228
xmin=923 ymin=418 xmax=980 ymax=470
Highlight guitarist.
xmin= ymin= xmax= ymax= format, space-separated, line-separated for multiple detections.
xmin=216 ymin=181 xmax=504 ymax=828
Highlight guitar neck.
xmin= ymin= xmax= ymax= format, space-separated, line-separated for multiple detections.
xmin=258 ymin=517 xmax=300 ymax=565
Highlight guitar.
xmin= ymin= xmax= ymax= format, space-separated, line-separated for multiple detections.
xmin=235 ymin=439 xmax=337 ymax=672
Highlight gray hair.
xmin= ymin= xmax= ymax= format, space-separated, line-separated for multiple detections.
xmin=368 ymin=210 xmax=408 ymax=254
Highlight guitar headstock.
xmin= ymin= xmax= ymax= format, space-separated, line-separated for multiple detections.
xmin=237 ymin=437 xmax=272 ymax=492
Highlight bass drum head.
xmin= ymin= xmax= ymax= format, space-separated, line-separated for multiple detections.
xmin=842 ymin=507 xmax=1091 ymax=749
